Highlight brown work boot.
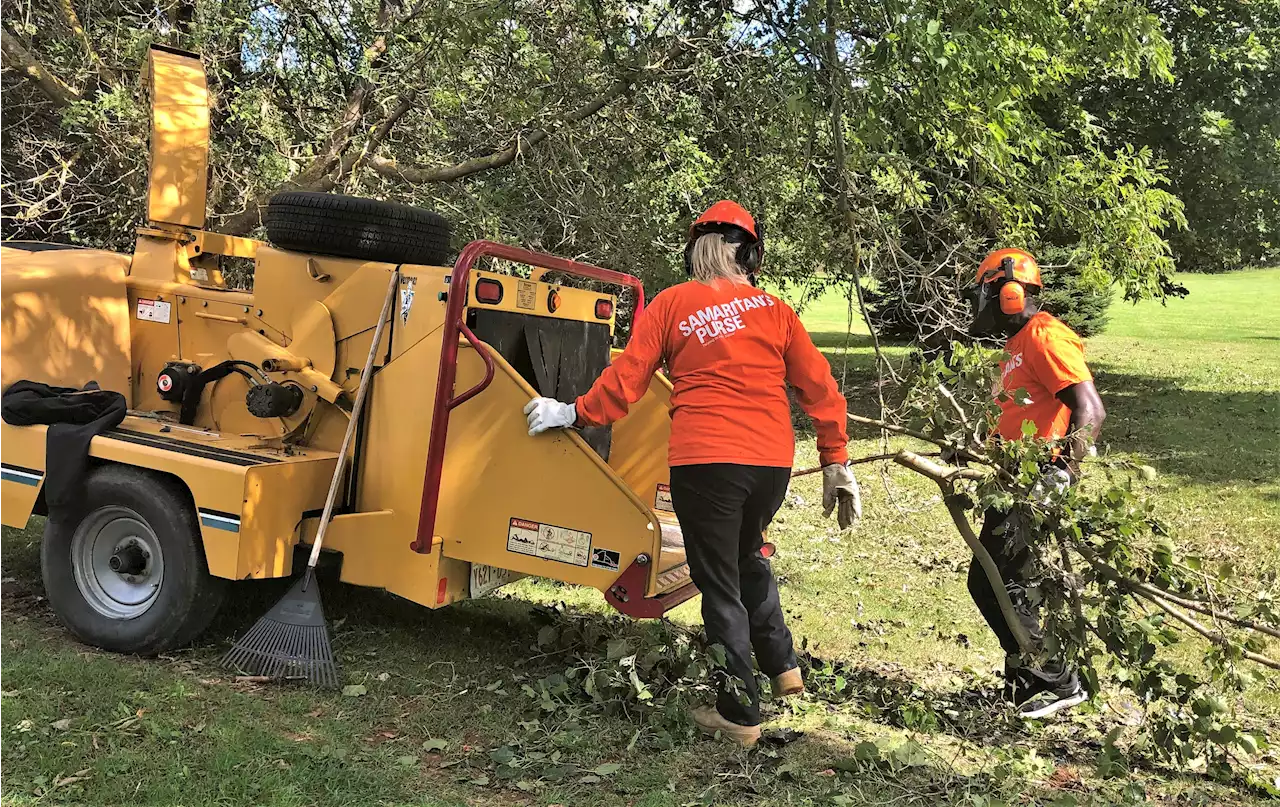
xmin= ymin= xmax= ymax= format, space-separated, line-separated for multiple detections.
xmin=771 ymin=668 xmax=804 ymax=698
xmin=691 ymin=706 xmax=761 ymax=748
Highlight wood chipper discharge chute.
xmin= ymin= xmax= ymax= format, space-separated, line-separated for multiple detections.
xmin=0 ymin=45 xmax=695 ymax=664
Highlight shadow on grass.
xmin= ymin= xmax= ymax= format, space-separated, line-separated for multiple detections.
xmin=1092 ymin=367 xmax=1280 ymax=484
xmin=806 ymin=332 xmax=879 ymax=350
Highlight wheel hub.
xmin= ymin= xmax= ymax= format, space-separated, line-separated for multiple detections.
xmin=108 ymin=540 xmax=149 ymax=576
xmin=71 ymin=506 xmax=165 ymax=619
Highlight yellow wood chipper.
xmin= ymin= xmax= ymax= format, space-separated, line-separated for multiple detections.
xmin=0 ymin=45 xmax=694 ymax=660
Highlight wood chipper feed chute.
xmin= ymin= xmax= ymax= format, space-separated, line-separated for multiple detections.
xmin=416 ymin=241 xmax=696 ymax=613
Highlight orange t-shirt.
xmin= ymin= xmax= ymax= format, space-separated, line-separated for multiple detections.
xmin=995 ymin=311 xmax=1093 ymax=440
xmin=575 ymin=280 xmax=849 ymax=467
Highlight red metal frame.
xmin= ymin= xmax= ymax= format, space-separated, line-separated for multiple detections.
xmin=412 ymin=240 xmax=647 ymax=553
xmin=604 ymin=557 xmax=699 ymax=619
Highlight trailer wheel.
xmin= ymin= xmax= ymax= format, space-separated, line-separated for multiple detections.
xmin=265 ymin=191 xmax=453 ymax=266
xmin=41 ymin=465 xmax=226 ymax=655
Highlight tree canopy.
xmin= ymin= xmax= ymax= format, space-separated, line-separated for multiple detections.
xmin=2 ymin=1 xmax=1274 ymax=331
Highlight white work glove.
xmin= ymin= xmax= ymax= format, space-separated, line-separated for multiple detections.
xmin=524 ymin=397 xmax=577 ymax=436
xmin=1031 ymin=466 xmax=1073 ymax=505
xmin=822 ymin=462 xmax=862 ymax=529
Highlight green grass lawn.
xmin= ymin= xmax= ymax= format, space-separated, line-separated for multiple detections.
xmin=3 ymin=270 xmax=1277 ymax=806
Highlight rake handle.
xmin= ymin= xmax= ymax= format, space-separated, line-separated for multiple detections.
xmin=305 ymin=268 xmax=401 ymax=574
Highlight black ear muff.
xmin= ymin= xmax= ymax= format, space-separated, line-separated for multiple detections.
xmin=736 ymin=241 xmax=762 ymax=274
xmin=684 ymin=239 xmax=695 ymax=276
xmin=737 ymin=220 xmax=765 ymax=273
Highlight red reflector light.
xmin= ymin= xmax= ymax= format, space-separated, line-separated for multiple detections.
xmin=595 ymin=298 xmax=614 ymax=319
xmin=547 ymin=290 xmax=561 ymax=313
xmin=475 ymin=278 xmax=503 ymax=304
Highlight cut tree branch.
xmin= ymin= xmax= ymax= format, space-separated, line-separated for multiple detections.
xmin=1075 ymin=544 xmax=1280 ymax=641
xmin=890 ymin=448 xmax=1035 ymax=656
xmin=2 ymin=29 xmax=82 ymax=107
xmin=1145 ymin=594 xmax=1280 ymax=671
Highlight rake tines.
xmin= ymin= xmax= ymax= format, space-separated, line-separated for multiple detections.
xmin=221 ymin=573 xmax=339 ymax=688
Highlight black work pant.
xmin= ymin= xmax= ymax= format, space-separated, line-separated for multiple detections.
xmin=966 ymin=506 xmax=1072 ymax=687
xmin=669 ymin=463 xmax=796 ymax=726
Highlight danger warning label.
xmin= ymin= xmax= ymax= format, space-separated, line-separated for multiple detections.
xmin=655 ymin=483 xmax=674 ymax=513
xmin=507 ymin=518 xmax=592 ymax=567
xmin=135 ymin=298 xmax=171 ymax=324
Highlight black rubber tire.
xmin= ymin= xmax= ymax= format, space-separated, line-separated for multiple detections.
xmin=41 ymin=465 xmax=226 ymax=655
xmin=264 ymin=191 xmax=454 ymax=266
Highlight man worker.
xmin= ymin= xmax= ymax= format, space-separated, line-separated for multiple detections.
xmin=966 ymin=247 xmax=1107 ymax=719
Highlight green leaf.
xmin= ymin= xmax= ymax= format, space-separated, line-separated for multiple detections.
xmin=853 ymin=740 xmax=882 ymax=762
xmin=396 ymin=755 xmax=418 ymax=767
xmin=341 ymin=684 xmax=366 ymax=697
xmin=421 ymin=738 xmax=449 ymax=752
xmin=489 ymin=746 xmax=515 ymax=764
xmin=592 ymin=762 xmax=621 ymax=776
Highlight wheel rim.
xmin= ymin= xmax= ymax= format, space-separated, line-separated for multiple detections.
xmin=70 ymin=506 xmax=165 ymax=619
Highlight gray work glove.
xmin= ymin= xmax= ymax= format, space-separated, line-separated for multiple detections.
xmin=822 ymin=462 xmax=862 ymax=529
xmin=1031 ymin=466 xmax=1073 ymax=505
xmin=524 ymin=397 xmax=577 ymax=436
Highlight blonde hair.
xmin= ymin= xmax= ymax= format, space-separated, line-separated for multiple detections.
xmin=690 ymin=232 xmax=751 ymax=286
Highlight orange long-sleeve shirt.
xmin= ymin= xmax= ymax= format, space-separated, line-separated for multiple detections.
xmin=574 ymin=279 xmax=849 ymax=468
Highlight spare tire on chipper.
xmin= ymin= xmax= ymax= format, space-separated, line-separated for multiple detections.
xmin=265 ymin=191 xmax=453 ymax=266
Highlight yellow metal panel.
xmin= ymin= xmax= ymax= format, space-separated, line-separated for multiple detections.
xmin=1 ymin=248 xmax=133 ymax=400
xmin=252 ymin=248 xmax=396 ymax=344
xmin=607 ymin=357 xmax=674 ymax=518
xmin=145 ymin=47 xmax=208 ymax=229
xmin=436 ymin=344 xmax=665 ymax=595
xmin=175 ymin=296 xmax=286 ymax=437
xmin=344 ymin=328 xmax=457 ymax=606
xmin=124 ymin=285 xmax=181 ymax=413
xmin=195 ymin=231 xmax=261 ymax=259
xmin=240 ymin=456 xmax=337 ymax=578
xmin=1 ymin=423 xmax=45 ymax=527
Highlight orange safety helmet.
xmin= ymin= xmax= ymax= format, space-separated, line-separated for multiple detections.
xmin=691 ymin=200 xmax=759 ymax=240
xmin=974 ymin=248 xmax=1042 ymax=315
xmin=687 ymin=200 xmax=765 ymax=275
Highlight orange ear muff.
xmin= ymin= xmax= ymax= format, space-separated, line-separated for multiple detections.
xmin=999 ymin=281 xmax=1025 ymax=315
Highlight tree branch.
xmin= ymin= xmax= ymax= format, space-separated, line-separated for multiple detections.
xmin=884 ymin=449 xmax=1035 ymax=656
xmin=54 ymin=0 xmax=118 ymax=85
xmin=217 ymin=0 xmax=396 ymax=234
xmin=1075 ymin=544 xmax=1280 ymax=641
xmin=1145 ymin=594 xmax=1280 ymax=671
xmin=1 ymin=29 xmax=82 ymax=107
xmin=367 ymin=29 xmax=697 ymax=185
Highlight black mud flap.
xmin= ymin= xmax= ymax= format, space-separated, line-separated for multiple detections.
xmin=468 ymin=309 xmax=613 ymax=461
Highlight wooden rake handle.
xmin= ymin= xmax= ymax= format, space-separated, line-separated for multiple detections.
xmin=306 ymin=269 xmax=401 ymax=572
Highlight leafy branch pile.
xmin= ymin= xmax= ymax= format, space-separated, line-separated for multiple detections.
xmin=858 ymin=344 xmax=1279 ymax=788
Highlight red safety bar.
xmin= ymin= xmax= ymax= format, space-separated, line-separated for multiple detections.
xmin=412 ymin=240 xmax=647 ymax=553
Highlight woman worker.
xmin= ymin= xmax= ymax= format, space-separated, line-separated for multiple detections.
xmin=523 ymin=201 xmax=860 ymax=746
